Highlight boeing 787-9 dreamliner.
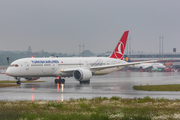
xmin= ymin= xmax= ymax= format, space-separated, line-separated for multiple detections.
xmin=6 ymin=31 xmax=157 ymax=84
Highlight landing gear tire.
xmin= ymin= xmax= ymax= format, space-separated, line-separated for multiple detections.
xmin=15 ymin=77 xmax=21 ymax=85
xmin=55 ymin=79 xmax=58 ymax=83
xmin=62 ymin=79 xmax=65 ymax=84
xmin=55 ymin=78 xmax=65 ymax=84
xmin=79 ymin=80 xmax=90 ymax=84
xmin=87 ymin=80 xmax=90 ymax=84
xmin=16 ymin=81 xmax=21 ymax=85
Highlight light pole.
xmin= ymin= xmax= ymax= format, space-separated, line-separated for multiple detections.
xmin=159 ymin=35 xmax=163 ymax=60
xmin=79 ymin=44 xmax=81 ymax=57
xmin=162 ymin=35 xmax=163 ymax=60
xmin=159 ymin=36 xmax=161 ymax=60
xmin=83 ymin=44 xmax=85 ymax=57
xmin=129 ymin=37 xmax=131 ymax=55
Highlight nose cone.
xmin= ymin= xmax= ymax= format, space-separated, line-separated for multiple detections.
xmin=6 ymin=67 xmax=13 ymax=76
xmin=161 ymin=65 xmax=166 ymax=68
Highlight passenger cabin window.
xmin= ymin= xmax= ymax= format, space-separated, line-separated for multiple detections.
xmin=44 ymin=64 xmax=51 ymax=66
xmin=10 ymin=64 xmax=19 ymax=67
xmin=31 ymin=64 xmax=43 ymax=66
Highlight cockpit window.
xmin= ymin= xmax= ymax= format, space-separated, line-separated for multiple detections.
xmin=10 ymin=64 xmax=19 ymax=67
xmin=15 ymin=64 xmax=18 ymax=67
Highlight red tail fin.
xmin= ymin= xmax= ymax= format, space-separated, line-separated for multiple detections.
xmin=110 ymin=31 xmax=129 ymax=60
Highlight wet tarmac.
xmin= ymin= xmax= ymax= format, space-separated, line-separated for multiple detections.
xmin=1 ymin=71 xmax=180 ymax=101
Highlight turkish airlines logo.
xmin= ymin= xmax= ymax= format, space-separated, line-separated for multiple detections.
xmin=114 ymin=41 xmax=124 ymax=60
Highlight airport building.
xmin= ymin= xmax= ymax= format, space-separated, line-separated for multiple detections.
xmin=98 ymin=52 xmax=180 ymax=59
xmin=97 ymin=52 xmax=180 ymax=69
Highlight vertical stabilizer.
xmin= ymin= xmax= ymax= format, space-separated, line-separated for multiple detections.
xmin=110 ymin=31 xmax=129 ymax=60
xmin=124 ymin=55 xmax=131 ymax=62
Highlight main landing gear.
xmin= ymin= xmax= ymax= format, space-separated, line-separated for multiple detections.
xmin=15 ymin=77 xmax=21 ymax=85
xmin=79 ymin=80 xmax=90 ymax=84
xmin=55 ymin=77 xmax=65 ymax=84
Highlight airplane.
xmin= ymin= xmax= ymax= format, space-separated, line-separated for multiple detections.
xmin=6 ymin=31 xmax=157 ymax=85
xmin=124 ymin=55 xmax=166 ymax=69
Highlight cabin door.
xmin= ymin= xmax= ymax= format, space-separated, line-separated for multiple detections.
xmin=24 ymin=62 xmax=29 ymax=70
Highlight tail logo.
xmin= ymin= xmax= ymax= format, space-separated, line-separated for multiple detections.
xmin=114 ymin=41 xmax=124 ymax=60
xmin=109 ymin=31 xmax=129 ymax=60
xmin=125 ymin=57 xmax=129 ymax=62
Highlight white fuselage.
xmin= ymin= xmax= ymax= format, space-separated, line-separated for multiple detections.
xmin=133 ymin=63 xmax=166 ymax=69
xmin=6 ymin=57 xmax=127 ymax=78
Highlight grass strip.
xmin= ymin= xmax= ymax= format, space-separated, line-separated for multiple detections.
xmin=0 ymin=81 xmax=46 ymax=88
xmin=134 ymin=84 xmax=180 ymax=91
xmin=0 ymin=96 xmax=180 ymax=120
xmin=0 ymin=81 xmax=46 ymax=83
xmin=0 ymin=84 xmax=20 ymax=87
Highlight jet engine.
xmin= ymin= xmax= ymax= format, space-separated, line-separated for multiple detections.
xmin=73 ymin=68 xmax=92 ymax=81
xmin=25 ymin=77 xmax=40 ymax=81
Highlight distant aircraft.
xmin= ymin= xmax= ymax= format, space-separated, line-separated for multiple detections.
xmin=6 ymin=31 xmax=157 ymax=84
xmin=124 ymin=55 xmax=166 ymax=69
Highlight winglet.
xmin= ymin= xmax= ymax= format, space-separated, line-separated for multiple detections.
xmin=110 ymin=31 xmax=129 ymax=60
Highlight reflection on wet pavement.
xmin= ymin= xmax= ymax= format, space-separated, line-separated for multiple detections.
xmin=1 ymin=71 xmax=180 ymax=101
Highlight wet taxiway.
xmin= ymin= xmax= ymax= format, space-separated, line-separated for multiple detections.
xmin=1 ymin=71 xmax=180 ymax=101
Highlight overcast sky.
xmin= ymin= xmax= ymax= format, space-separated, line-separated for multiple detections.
xmin=0 ymin=0 xmax=180 ymax=54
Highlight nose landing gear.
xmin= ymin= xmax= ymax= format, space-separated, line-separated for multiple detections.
xmin=15 ymin=77 xmax=21 ymax=85
xmin=16 ymin=81 xmax=21 ymax=84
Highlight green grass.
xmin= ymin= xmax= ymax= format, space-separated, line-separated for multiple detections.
xmin=133 ymin=84 xmax=180 ymax=91
xmin=0 ymin=80 xmax=46 ymax=83
xmin=0 ymin=81 xmax=46 ymax=88
xmin=1 ymin=96 xmax=180 ymax=120
xmin=0 ymin=83 xmax=20 ymax=87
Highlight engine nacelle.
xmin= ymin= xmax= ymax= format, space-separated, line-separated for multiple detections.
xmin=73 ymin=68 xmax=92 ymax=81
xmin=25 ymin=77 xmax=40 ymax=81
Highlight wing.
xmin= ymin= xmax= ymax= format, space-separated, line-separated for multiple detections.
xmin=62 ymin=60 xmax=157 ymax=72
